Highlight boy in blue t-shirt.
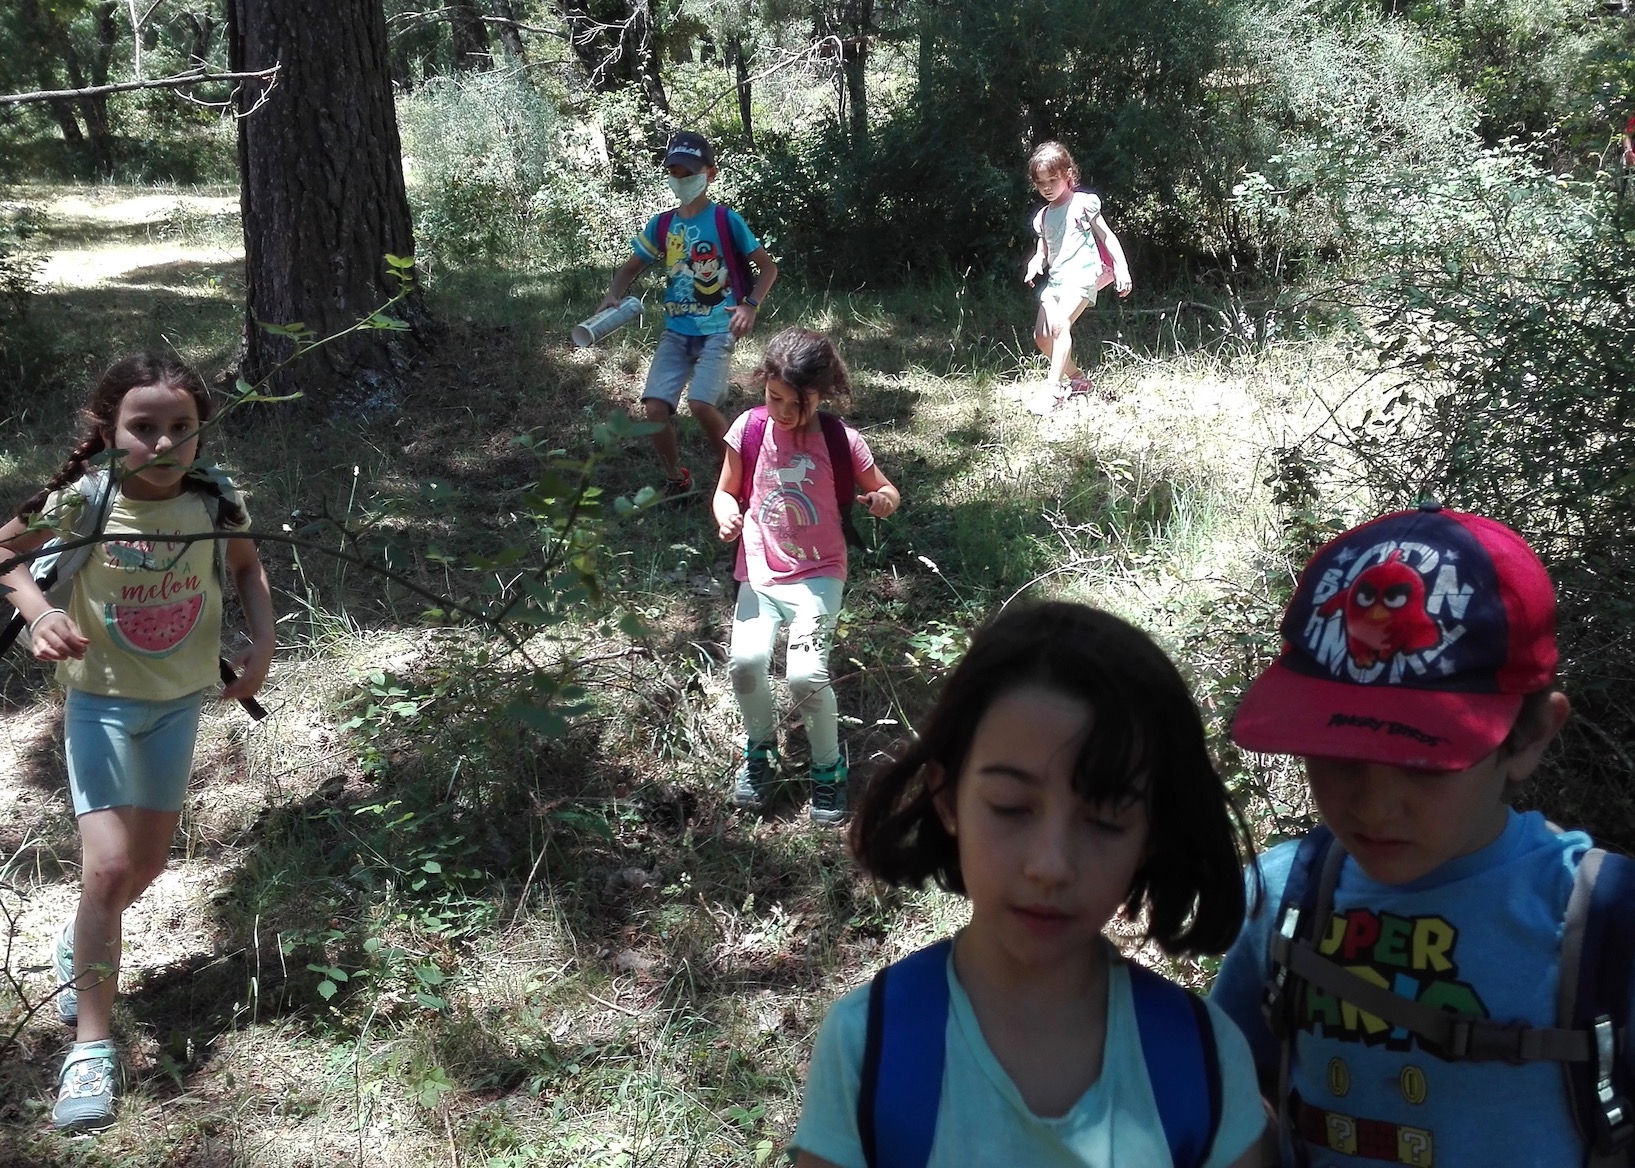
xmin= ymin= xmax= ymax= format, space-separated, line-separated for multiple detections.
xmin=1211 ymin=504 xmax=1635 ymax=1167
xmin=597 ymin=131 xmax=778 ymax=497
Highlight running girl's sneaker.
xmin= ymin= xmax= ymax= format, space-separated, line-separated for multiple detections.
xmin=732 ymin=739 xmax=778 ymax=809
xmin=663 ymin=467 xmax=694 ymax=498
xmin=53 ymin=1039 xmax=119 ymax=1131
xmin=809 ymin=760 xmax=849 ymax=825
xmin=53 ymin=920 xmax=77 ymax=1026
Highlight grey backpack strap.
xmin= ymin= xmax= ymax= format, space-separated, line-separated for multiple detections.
xmin=1270 ymin=837 xmax=1596 ymax=1064
xmin=39 ymin=470 xmax=115 ymax=605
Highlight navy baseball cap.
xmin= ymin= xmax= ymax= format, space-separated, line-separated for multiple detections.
xmin=663 ymin=131 xmax=715 ymax=172
xmin=1232 ymin=504 xmax=1557 ymax=769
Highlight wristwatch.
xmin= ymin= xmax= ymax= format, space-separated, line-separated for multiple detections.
xmin=743 ymin=295 xmax=760 ymax=308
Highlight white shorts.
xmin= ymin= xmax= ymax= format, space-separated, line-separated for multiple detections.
xmin=1041 ymin=284 xmax=1097 ymax=314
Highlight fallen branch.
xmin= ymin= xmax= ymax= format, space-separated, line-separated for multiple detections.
xmin=0 ymin=66 xmax=280 ymax=107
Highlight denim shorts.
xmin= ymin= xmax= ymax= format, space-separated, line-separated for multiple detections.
xmin=64 ymin=689 xmax=205 ymax=816
xmin=642 ymin=329 xmax=735 ymax=410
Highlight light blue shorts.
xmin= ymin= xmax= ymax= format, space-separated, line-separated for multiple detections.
xmin=64 ymin=689 xmax=205 ymax=816
xmin=642 ymin=329 xmax=735 ymax=411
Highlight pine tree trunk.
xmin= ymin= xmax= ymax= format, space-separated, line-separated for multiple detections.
xmin=841 ymin=0 xmax=872 ymax=141
xmin=728 ymin=34 xmax=752 ymax=146
xmin=492 ymin=0 xmax=529 ymax=69
xmin=449 ymin=3 xmax=494 ymax=70
xmin=227 ymin=0 xmax=429 ymax=413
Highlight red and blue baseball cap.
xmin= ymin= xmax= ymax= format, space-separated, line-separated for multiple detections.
xmin=1232 ymin=504 xmax=1557 ymax=769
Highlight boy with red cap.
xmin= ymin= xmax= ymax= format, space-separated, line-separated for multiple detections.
xmin=1211 ymin=503 xmax=1635 ymax=1167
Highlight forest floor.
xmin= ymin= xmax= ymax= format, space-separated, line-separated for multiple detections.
xmin=0 ymin=184 xmax=1365 ymax=1167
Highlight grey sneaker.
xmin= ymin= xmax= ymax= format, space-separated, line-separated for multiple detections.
xmin=731 ymin=740 xmax=778 ymax=809
xmin=53 ymin=920 xmax=77 ymax=1026
xmin=809 ymin=760 xmax=849 ymax=825
xmin=53 ymin=1040 xmax=118 ymax=1131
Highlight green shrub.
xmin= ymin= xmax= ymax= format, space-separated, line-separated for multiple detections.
xmin=399 ymin=74 xmax=666 ymax=274
xmin=735 ymin=0 xmax=1230 ymax=283
xmin=1336 ymin=160 xmax=1635 ymax=845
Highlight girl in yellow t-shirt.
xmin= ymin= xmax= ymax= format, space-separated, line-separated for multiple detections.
xmin=0 ymin=353 xmax=274 ymax=1132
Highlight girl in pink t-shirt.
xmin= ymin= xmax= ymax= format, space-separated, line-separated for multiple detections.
xmin=713 ymin=329 xmax=901 ymax=823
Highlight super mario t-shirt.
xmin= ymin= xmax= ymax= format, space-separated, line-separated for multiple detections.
xmin=43 ymin=483 xmax=249 ymax=700
xmin=724 ymin=410 xmax=873 ymax=588
xmin=633 ymin=203 xmax=760 ymax=336
xmin=1212 ymin=810 xmax=1628 ymax=1167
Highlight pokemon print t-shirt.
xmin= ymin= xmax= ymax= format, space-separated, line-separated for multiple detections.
xmin=794 ymin=942 xmax=1265 ymax=1168
xmin=43 ymin=483 xmax=249 ymax=700
xmin=633 ymin=203 xmax=760 ymax=336
xmin=724 ymin=411 xmax=873 ymax=588
xmin=1212 ymin=810 xmax=1620 ymax=1167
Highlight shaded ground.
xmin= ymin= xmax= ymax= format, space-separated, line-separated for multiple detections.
xmin=0 ymin=184 xmax=1336 ymax=1166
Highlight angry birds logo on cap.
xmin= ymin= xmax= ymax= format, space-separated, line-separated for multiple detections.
xmin=1293 ymin=531 xmax=1502 ymax=688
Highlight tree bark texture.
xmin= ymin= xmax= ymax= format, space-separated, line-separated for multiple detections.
xmin=228 ymin=0 xmax=428 ymax=412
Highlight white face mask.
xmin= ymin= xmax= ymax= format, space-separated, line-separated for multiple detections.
xmin=667 ymin=172 xmax=709 ymax=204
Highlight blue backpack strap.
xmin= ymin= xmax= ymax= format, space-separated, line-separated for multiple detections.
xmin=1561 ymin=849 xmax=1635 ymax=1162
xmin=1128 ymin=962 xmax=1222 ymax=1168
xmin=816 ymin=411 xmax=865 ymax=550
xmin=713 ymin=202 xmax=752 ymax=303
xmin=858 ymin=939 xmax=953 ymax=1168
xmin=735 ymin=406 xmax=768 ymax=516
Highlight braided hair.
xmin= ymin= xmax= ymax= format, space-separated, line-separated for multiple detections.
xmin=14 ymin=353 xmax=244 ymax=526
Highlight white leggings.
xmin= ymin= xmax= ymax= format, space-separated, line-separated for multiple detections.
xmin=727 ymin=577 xmax=844 ymax=768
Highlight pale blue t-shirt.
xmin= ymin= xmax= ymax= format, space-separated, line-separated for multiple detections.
xmin=792 ymin=941 xmax=1265 ymax=1167
xmin=632 ymin=202 xmax=760 ymax=336
xmin=1212 ymin=809 xmax=1621 ymax=1167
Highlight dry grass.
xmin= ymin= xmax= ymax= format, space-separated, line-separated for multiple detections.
xmin=0 ymin=185 xmax=1375 ymax=1166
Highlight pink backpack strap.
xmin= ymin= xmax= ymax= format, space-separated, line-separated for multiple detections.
xmin=818 ymin=412 xmax=865 ymax=550
xmin=654 ymin=209 xmax=674 ymax=262
xmin=736 ymin=406 xmax=769 ymax=513
xmin=714 ymin=203 xmax=753 ymax=303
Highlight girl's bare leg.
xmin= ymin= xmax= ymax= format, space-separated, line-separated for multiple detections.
xmin=73 ymin=806 xmax=179 ymax=1042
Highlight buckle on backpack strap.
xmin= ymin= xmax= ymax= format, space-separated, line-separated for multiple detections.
xmin=1594 ymin=1017 xmax=1634 ymax=1150
xmin=1262 ymin=906 xmax=1302 ymax=1036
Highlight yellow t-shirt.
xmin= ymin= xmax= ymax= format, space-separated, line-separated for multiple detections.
xmin=43 ymin=481 xmax=250 ymax=700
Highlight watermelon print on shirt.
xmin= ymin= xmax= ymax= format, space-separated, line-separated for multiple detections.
xmin=42 ymin=484 xmax=250 ymax=701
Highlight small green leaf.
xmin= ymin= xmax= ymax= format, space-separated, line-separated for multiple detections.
xmin=422 ymin=859 xmax=442 ymax=874
xmin=317 ymin=979 xmax=338 ymax=1001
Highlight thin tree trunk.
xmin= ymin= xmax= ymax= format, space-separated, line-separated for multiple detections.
xmin=727 ymin=34 xmax=752 ymax=145
xmin=842 ymin=0 xmax=872 ymax=141
xmin=227 ymin=0 xmax=429 ymax=413
xmin=492 ymin=0 xmax=529 ymax=67
xmin=626 ymin=0 xmax=668 ymax=114
xmin=449 ymin=3 xmax=494 ymax=70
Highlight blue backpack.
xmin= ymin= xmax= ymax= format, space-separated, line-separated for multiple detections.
xmin=856 ymin=938 xmax=1223 ymax=1168
xmin=1262 ymin=825 xmax=1635 ymax=1167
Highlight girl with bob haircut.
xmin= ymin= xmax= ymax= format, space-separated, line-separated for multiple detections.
xmin=790 ymin=602 xmax=1265 ymax=1167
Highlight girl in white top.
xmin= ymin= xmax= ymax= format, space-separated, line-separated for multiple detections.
xmin=791 ymin=602 xmax=1265 ymax=1167
xmin=1023 ymin=141 xmax=1133 ymax=408
xmin=0 ymin=353 xmax=274 ymax=1131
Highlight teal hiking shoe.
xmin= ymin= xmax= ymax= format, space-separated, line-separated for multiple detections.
xmin=53 ymin=920 xmax=76 ymax=1026
xmin=53 ymin=1040 xmax=118 ymax=1131
xmin=809 ymin=760 xmax=849 ymax=825
xmin=732 ymin=740 xmax=778 ymax=809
